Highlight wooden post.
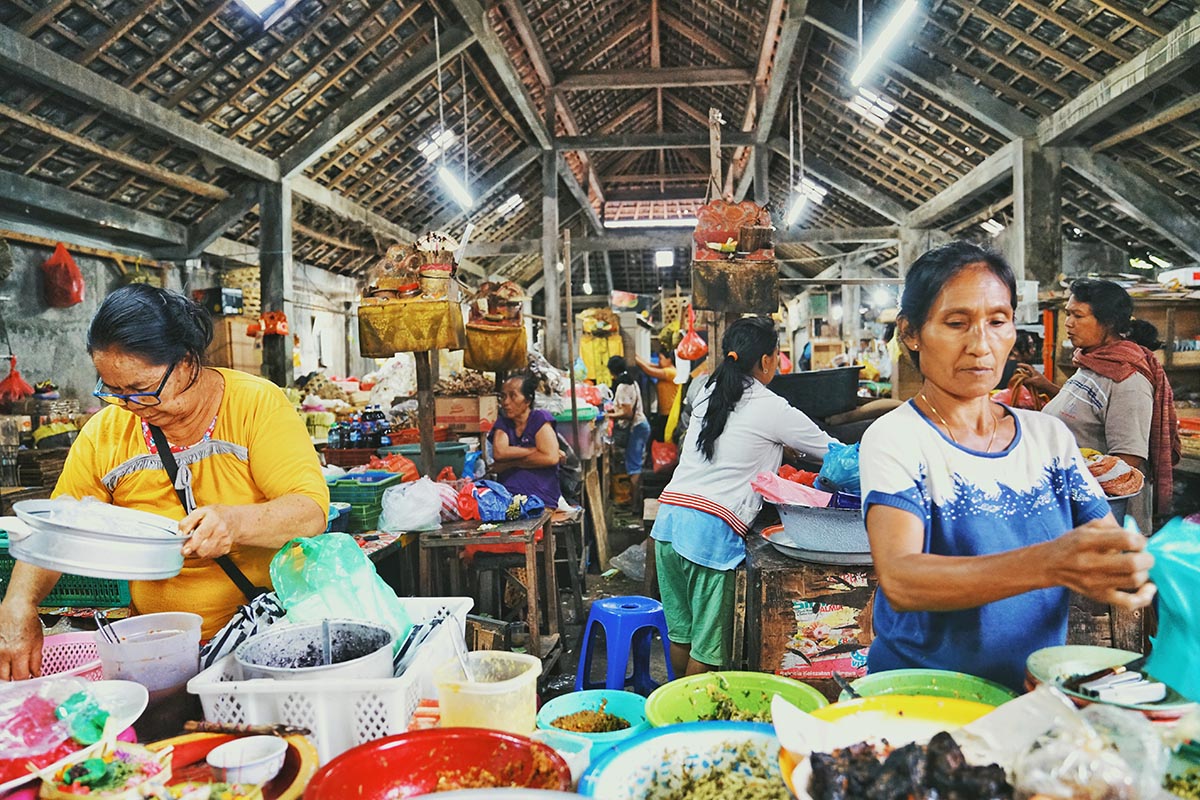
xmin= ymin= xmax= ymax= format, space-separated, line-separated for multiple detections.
xmin=563 ymin=230 xmax=583 ymax=463
xmin=707 ymin=107 xmax=722 ymax=197
xmin=259 ymin=181 xmax=294 ymax=387
xmin=414 ymin=350 xmax=437 ymax=478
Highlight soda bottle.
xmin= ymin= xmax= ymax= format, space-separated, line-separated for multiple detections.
xmin=347 ymin=419 xmax=363 ymax=448
xmin=327 ymin=422 xmax=342 ymax=449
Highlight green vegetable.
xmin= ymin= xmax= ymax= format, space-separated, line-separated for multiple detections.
xmin=1166 ymin=768 xmax=1200 ymax=799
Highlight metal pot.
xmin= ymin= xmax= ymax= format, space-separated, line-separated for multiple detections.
xmin=235 ymin=619 xmax=395 ymax=681
xmin=1 ymin=498 xmax=187 ymax=580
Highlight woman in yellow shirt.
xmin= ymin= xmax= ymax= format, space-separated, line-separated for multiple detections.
xmin=0 ymin=285 xmax=329 ymax=680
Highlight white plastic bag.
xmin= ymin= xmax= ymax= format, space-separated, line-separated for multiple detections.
xmin=380 ymin=477 xmax=443 ymax=531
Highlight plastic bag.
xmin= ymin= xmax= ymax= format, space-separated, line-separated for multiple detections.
xmin=994 ymin=373 xmax=1045 ymax=410
xmin=1146 ymin=515 xmax=1200 ymax=702
xmin=41 ymin=243 xmax=85 ymax=307
xmin=270 ymin=533 xmax=413 ymax=647
xmin=751 ymin=471 xmax=833 ymax=507
xmin=1012 ymin=702 xmax=1143 ymax=799
xmin=676 ymin=304 xmax=708 ymax=361
xmin=651 ymin=440 xmax=678 ymax=472
xmin=457 ymin=481 xmax=480 ymax=520
xmin=472 ymin=479 xmax=514 ymax=522
xmin=816 ymin=441 xmax=861 ymax=494
xmin=380 ymin=477 xmax=443 ymax=531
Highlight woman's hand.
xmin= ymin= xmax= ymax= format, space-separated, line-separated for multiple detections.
xmin=1015 ymin=363 xmax=1058 ymax=394
xmin=180 ymin=505 xmax=243 ymax=559
xmin=1046 ymin=519 xmax=1156 ymax=610
xmin=0 ymin=599 xmax=44 ymax=680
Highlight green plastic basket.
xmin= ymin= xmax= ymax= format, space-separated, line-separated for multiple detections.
xmin=327 ymin=472 xmax=403 ymax=505
xmin=0 ymin=540 xmax=131 ymax=608
xmin=347 ymin=502 xmax=382 ymax=532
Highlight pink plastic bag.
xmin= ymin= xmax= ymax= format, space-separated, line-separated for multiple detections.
xmin=751 ymin=472 xmax=833 ymax=507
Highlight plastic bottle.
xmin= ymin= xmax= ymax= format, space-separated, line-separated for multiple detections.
xmin=327 ymin=422 xmax=343 ymax=449
xmin=347 ymin=418 xmax=363 ymax=448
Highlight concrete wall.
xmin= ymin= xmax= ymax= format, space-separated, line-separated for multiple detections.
xmin=0 ymin=240 xmax=180 ymax=404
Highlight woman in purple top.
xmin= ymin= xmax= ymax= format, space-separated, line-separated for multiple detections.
xmin=489 ymin=373 xmax=562 ymax=507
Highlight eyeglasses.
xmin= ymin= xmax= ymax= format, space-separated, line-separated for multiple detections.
xmin=93 ymin=362 xmax=176 ymax=407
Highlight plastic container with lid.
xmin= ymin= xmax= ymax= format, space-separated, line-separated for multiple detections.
xmin=435 ymin=651 xmax=541 ymax=733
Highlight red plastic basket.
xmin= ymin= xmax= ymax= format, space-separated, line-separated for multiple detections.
xmin=323 ymin=447 xmax=376 ymax=468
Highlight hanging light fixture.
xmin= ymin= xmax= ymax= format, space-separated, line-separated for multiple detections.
xmin=582 ymin=251 xmax=593 ymax=294
xmin=850 ymin=0 xmax=920 ymax=87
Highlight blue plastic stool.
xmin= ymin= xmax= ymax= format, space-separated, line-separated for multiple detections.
xmin=575 ymin=595 xmax=675 ymax=696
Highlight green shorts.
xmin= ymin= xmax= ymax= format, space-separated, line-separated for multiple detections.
xmin=654 ymin=539 xmax=736 ymax=667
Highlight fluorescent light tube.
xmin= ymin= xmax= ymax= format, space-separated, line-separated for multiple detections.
xmin=851 ymin=0 xmax=920 ymax=87
xmin=438 ymin=165 xmax=474 ymax=209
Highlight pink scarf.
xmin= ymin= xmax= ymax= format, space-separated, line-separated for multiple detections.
xmin=1074 ymin=340 xmax=1180 ymax=513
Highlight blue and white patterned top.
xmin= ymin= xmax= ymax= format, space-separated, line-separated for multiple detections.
xmin=859 ymin=401 xmax=1110 ymax=690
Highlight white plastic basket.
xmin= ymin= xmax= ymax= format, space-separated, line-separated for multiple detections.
xmin=187 ymin=597 xmax=472 ymax=764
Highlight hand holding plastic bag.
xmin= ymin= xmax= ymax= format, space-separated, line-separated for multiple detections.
xmin=379 ymin=476 xmax=443 ymax=532
xmin=751 ymin=472 xmax=833 ymax=507
xmin=270 ymin=534 xmax=413 ymax=648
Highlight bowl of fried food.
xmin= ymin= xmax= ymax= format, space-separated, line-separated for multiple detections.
xmin=536 ymin=689 xmax=649 ymax=746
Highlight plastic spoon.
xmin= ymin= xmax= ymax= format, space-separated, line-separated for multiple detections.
xmin=321 ymin=620 xmax=332 ymax=667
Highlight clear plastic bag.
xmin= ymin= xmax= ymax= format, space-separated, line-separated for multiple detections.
xmin=379 ymin=477 xmax=443 ymax=532
xmin=269 ymin=534 xmax=413 ymax=648
xmin=0 ymin=679 xmax=87 ymax=757
xmin=1012 ymin=703 xmax=1144 ymax=799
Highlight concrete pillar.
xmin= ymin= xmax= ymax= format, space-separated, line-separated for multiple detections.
xmin=1012 ymin=138 xmax=1062 ymax=286
xmin=898 ymin=228 xmax=952 ymax=278
xmin=259 ymin=181 xmax=293 ymax=387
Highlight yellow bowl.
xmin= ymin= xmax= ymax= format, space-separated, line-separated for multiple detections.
xmin=779 ymin=695 xmax=994 ymax=796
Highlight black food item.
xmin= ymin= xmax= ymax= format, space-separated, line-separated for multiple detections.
xmin=808 ymin=732 xmax=1013 ymax=800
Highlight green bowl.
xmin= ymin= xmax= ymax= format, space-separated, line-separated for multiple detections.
xmin=841 ymin=669 xmax=1017 ymax=706
xmin=644 ymin=671 xmax=827 ymax=727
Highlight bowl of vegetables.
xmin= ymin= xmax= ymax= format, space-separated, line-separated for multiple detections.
xmin=644 ymin=671 xmax=827 ymax=727
xmin=536 ymin=689 xmax=649 ymax=746
xmin=578 ymin=721 xmax=789 ymax=799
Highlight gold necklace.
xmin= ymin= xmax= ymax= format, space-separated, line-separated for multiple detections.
xmin=920 ymin=392 xmax=998 ymax=452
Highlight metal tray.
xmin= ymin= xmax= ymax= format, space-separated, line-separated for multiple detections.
xmin=762 ymin=522 xmax=873 ymax=565
xmin=5 ymin=498 xmax=186 ymax=580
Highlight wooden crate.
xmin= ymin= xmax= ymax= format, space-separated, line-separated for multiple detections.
xmin=810 ymin=339 xmax=845 ymax=371
xmin=691 ymin=259 xmax=779 ymax=314
xmin=206 ymin=316 xmax=260 ymax=375
xmin=740 ymin=532 xmax=876 ymax=702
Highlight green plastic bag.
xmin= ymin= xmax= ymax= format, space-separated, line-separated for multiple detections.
xmin=1145 ymin=515 xmax=1200 ymax=703
xmin=269 ymin=534 xmax=412 ymax=651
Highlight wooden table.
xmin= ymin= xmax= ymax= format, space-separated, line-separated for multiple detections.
xmin=416 ymin=510 xmax=558 ymax=658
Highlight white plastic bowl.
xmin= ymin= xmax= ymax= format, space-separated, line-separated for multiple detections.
xmin=206 ymin=735 xmax=288 ymax=785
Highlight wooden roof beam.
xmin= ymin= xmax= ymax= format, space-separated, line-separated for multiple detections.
xmin=558 ymin=132 xmax=756 ymax=151
xmin=756 ymin=0 xmax=809 ymax=146
xmin=554 ymin=67 xmax=755 ymax=91
xmin=278 ymin=26 xmax=474 ymax=178
xmin=0 ymin=23 xmax=278 ymax=182
xmin=1092 ymin=94 xmax=1200 ymax=151
xmin=1039 ymin=9 xmax=1200 ymax=145
xmin=803 ymin=0 xmax=1037 ymax=140
xmin=427 ymin=145 xmax=539 ymax=231
xmin=1062 ymin=147 xmax=1200 ymax=263
xmin=291 ymin=176 xmax=486 ymax=277
xmin=0 ymin=168 xmax=185 ymax=247
xmin=499 ymin=0 xmax=606 ymax=229
xmin=905 ymin=141 xmax=1015 ymax=229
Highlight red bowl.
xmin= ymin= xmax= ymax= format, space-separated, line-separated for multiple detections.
xmin=304 ymin=728 xmax=572 ymax=799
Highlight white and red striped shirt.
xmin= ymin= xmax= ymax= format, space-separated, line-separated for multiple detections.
xmin=659 ymin=380 xmax=836 ymax=534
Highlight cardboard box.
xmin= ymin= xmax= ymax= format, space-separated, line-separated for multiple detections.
xmin=206 ymin=316 xmax=261 ymax=375
xmin=436 ymin=395 xmax=498 ymax=433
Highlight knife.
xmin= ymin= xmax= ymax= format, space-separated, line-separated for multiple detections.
xmin=1062 ymin=654 xmax=1149 ymax=693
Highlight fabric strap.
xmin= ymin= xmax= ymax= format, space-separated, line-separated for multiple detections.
xmin=148 ymin=423 xmax=264 ymax=601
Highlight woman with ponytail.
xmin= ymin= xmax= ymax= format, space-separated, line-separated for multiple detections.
xmin=0 ymin=285 xmax=329 ymax=680
xmin=1017 ymin=278 xmax=1180 ymax=513
xmin=652 ymin=317 xmax=836 ymax=676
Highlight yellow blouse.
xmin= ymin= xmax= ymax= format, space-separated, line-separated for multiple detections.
xmin=54 ymin=368 xmax=329 ymax=637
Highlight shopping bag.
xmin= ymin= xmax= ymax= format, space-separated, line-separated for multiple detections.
xmin=993 ymin=373 xmax=1045 ymax=410
xmin=1145 ymin=516 xmax=1200 ymax=702
xmin=676 ymin=304 xmax=708 ymax=361
xmin=380 ymin=476 xmax=443 ymax=531
xmin=269 ymin=533 xmax=413 ymax=650
xmin=816 ymin=441 xmax=861 ymax=494
xmin=40 ymin=243 xmax=85 ymax=308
